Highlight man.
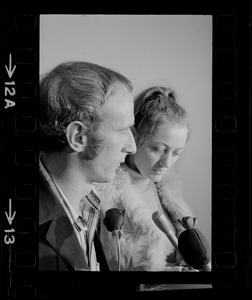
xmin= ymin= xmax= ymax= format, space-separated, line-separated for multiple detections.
xmin=39 ymin=61 xmax=136 ymax=271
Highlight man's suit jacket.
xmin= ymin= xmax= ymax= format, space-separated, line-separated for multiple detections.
xmin=39 ymin=172 xmax=110 ymax=271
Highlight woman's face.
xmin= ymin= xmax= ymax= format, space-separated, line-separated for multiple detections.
xmin=132 ymin=123 xmax=189 ymax=182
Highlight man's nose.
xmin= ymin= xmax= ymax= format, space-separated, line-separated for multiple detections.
xmin=124 ymin=129 xmax=137 ymax=155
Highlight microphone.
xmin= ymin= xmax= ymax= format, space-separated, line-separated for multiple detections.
xmin=178 ymin=228 xmax=211 ymax=272
xmin=152 ymin=211 xmax=189 ymax=268
xmin=152 ymin=210 xmax=179 ymax=249
xmin=152 ymin=211 xmax=211 ymax=271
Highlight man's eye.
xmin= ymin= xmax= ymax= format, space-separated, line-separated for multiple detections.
xmin=120 ymin=128 xmax=131 ymax=136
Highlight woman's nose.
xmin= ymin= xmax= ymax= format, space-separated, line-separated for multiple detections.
xmin=160 ymin=153 xmax=173 ymax=168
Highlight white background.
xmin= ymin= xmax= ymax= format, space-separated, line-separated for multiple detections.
xmin=40 ymin=14 xmax=212 ymax=244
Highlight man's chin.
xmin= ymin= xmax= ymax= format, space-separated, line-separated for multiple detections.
xmin=101 ymin=170 xmax=116 ymax=184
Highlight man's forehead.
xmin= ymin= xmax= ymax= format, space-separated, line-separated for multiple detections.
xmin=101 ymin=87 xmax=134 ymax=129
xmin=102 ymin=86 xmax=133 ymax=111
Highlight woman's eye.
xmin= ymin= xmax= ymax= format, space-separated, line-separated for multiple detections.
xmin=172 ymin=152 xmax=182 ymax=157
xmin=153 ymin=147 xmax=165 ymax=153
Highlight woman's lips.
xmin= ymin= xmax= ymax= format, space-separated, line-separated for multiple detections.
xmin=152 ymin=168 xmax=167 ymax=175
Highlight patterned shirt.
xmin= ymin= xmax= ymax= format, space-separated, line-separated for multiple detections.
xmin=39 ymin=155 xmax=101 ymax=271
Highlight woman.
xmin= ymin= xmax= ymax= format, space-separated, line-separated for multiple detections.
xmin=95 ymin=86 xmax=196 ymax=271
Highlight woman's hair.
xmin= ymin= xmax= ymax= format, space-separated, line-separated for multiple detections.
xmin=39 ymin=61 xmax=133 ymax=152
xmin=133 ymin=86 xmax=189 ymax=146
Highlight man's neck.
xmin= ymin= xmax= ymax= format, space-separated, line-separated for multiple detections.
xmin=42 ymin=151 xmax=92 ymax=215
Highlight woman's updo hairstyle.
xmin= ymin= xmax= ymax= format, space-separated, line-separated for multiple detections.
xmin=133 ymin=86 xmax=189 ymax=146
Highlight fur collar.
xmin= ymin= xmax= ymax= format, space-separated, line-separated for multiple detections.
xmin=95 ymin=164 xmax=196 ymax=231
xmin=94 ymin=164 xmax=196 ymax=271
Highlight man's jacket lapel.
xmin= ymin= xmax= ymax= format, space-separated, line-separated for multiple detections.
xmin=45 ymin=203 xmax=89 ymax=270
xmin=39 ymin=173 xmax=89 ymax=271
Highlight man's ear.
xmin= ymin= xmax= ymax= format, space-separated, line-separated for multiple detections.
xmin=65 ymin=121 xmax=87 ymax=152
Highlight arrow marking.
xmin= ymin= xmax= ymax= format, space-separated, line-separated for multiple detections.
xmin=5 ymin=199 xmax=16 ymax=225
xmin=5 ymin=53 xmax=16 ymax=79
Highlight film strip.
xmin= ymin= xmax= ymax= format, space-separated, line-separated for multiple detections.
xmin=1 ymin=1 xmax=251 ymax=298
xmin=1 ymin=3 xmax=39 ymax=299
xmin=212 ymin=15 xmax=238 ymax=287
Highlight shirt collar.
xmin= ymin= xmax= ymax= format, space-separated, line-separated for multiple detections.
xmin=39 ymin=154 xmax=102 ymax=230
xmin=39 ymin=154 xmax=87 ymax=231
xmin=83 ymin=189 xmax=101 ymax=210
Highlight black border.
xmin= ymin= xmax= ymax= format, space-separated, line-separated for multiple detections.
xmin=1 ymin=0 xmax=251 ymax=298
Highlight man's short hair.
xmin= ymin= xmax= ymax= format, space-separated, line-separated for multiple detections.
xmin=39 ymin=61 xmax=133 ymax=152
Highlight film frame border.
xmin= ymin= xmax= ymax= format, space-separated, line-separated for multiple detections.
xmin=0 ymin=1 xmax=251 ymax=298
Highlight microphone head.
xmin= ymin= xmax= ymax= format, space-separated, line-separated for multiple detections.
xmin=178 ymin=228 xmax=210 ymax=271
xmin=152 ymin=210 xmax=162 ymax=220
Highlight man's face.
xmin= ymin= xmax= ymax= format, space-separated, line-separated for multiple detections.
xmin=83 ymin=85 xmax=136 ymax=183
